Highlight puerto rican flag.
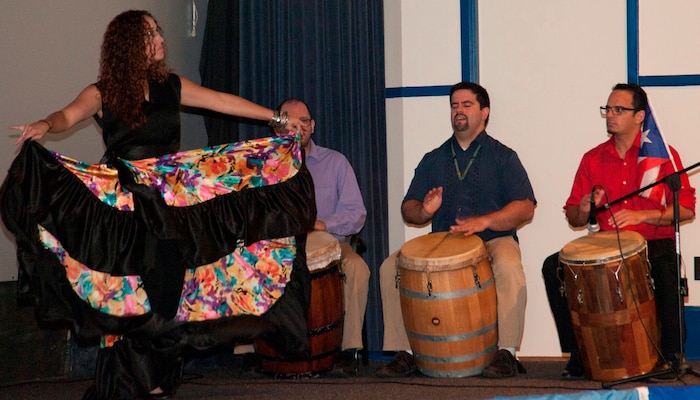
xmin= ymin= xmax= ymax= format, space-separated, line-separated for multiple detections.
xmin=638 ymin=101 xmax=677 ymax=206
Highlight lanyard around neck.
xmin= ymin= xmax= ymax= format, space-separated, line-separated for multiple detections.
xmin=451 ymin=142 xmax=481 ymax=182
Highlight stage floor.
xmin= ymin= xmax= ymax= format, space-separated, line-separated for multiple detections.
xmin=2 ymin=356 xmax=700 ymax=400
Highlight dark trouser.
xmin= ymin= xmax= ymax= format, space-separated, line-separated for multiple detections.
xmin=647 ymin=239 xmax=686 ymax=361
xmin=541 ymin=238 xmax=685 ymax=362
xmin=541 ymin=253 xmax=579 ymax=356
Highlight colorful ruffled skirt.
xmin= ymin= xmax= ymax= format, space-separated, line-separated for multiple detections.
xmin=0 ymin=134 xmax=316 ymax=398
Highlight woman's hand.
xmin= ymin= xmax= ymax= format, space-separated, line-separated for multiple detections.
xmin=11 ymin=120 xmax=51 ymax=145
xmin=286 ymin=115 xmax=302 ymax=133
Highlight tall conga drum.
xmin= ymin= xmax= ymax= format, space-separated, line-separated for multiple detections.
xmin=256 ymin=231 xmax=344 ymax=377
xmin=398 ymin=232 xmax=498 ymax=378
xmin=559 ymin=230 xmax=660 ymax=382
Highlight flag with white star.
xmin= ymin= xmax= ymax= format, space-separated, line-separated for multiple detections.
xmin=638 ymin=102 xmax=675 ymax=206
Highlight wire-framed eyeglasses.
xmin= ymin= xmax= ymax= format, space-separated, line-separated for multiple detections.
xmin=599 ymin=105 xmax=637 ymax=117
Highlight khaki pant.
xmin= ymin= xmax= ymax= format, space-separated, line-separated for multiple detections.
xmin=379 ymin=235 xmax=527 ymax=351
xmin=338 ymin=241 xmax=371 ymax=350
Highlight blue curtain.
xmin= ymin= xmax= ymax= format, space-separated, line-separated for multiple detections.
xmin=199 ymin=0 xmax=241 ymax=146
xmin=201 ymin=0 xmax=388 ymax=352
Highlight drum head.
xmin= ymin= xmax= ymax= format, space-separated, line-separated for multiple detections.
xmin=305 ymin=231 xmax=341 ymax=272
xmin=559 ymin=230 xmax=645 ymax=264
xmin=398 ymin=232 xmax=487 ymax=272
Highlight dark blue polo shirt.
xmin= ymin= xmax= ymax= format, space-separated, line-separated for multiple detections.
xmin=404 ymin=130 xmax=536 ymax=242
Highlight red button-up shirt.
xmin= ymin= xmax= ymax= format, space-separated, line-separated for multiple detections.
xmin=564 ymin=132 xmax=696 ymax=241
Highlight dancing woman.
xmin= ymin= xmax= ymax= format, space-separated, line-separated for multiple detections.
xmin=2 ymin=10 xmax=315 ymax=399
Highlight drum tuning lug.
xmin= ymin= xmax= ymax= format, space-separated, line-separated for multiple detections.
xmin=559 ymin=284 xmax=566 ymax=298
xmin=473 ymin=272 xmax=482 ymax=288
xmin=577 ymin=289 xmax=583 ymax=306
xmin=394 ymin=271 xmax=400 ymax=288
xmin=425 ymin=269 xmax=433 ymax=296
xmin=616 ymin=286 xmax=624 ymax=304
xmin=646 ymin=274 xmax=655 ymax=291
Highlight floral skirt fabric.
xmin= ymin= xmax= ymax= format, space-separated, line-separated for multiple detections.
xmin=0 ymin=134 xmax=316 ymax=356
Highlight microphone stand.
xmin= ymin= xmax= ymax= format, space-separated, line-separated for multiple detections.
xmin=601 ymin=160 xmax=700 ymax=388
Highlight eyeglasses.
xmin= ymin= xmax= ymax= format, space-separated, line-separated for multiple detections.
xmin=599 ymin=105 xmax=637 ymax=116
xmin=300 ymin=117 xmax=312 ymax=126
xmin=145 ymin=27 xmax=163 ymax=39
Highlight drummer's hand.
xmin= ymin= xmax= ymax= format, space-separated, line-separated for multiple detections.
xmin=314 ymin=220 xmax=326 ymax=231
xmin=450 ymin=215 xmax=487 ymax=236
xmin=579 ymin=193 xmax=592 ymax=213
xmin=11 ymin=121 xmax=49 ymax=145
xmin=422 ymin=187 xmax=443 ymax=216
xmin=608 ymin=209 xmax=644 ymax=229
xmin=580 ymin=187 xmax=604 ymax=213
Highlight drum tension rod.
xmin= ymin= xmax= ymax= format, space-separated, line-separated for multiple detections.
xmin=614 ymin=262 xmax=624 ymax=304
xmin=473 ymin=271 xmax=482 ymax=289
xmin=577 ymin=289 xmax=584 ymax=306
xmin=426 ymin=268 xmax=433 ymax=296
xmin=645 ymin=259 xmax=655 ymax=291
xmin=616 ymin=286 xmax=625 ymax=304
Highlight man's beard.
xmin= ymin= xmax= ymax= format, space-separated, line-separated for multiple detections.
xmin=453 ymin=119 xmax=468 ymax=133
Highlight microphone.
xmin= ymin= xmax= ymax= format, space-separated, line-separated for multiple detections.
xmin=587 ymin=186 xmax=600 ymax=233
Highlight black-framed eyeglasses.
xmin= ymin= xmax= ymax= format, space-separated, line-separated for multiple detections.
xmin=300 ymin=117 xmax=312 ymax=126
xmin=599 ymin=105 xmax=637 ymax=116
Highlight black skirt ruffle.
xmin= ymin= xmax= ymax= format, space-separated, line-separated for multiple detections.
xmin=0 ymin=140 xmax=316 ymax=357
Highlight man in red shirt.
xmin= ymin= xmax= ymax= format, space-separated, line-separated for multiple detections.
xmin=542 ymin=83 xmax=696 ymax=380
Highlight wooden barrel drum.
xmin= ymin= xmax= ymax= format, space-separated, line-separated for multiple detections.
xmin=398 ymin=232 xmax=498 ymax=378
xmin=560 ymin=230 xmax=660 ymax=382
xmin=256 ymin=231 xmax=344 ymax=377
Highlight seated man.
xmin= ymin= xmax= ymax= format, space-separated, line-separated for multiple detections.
xmin=277 ymin=98 xmax=370 ymax=377
xmin=542 ymin=83 xmax=695 ymax=380
xmin=377 ymin=82 xmax=536 ymax=379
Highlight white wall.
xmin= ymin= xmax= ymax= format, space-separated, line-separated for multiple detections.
xmin=385 ymin=0 xmax=700 ymax=356
xmin=0 ymin=1 xmax=208 ymax=281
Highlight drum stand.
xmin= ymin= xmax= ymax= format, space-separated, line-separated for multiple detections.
xmin=601 ymin=162 xmax=700 ymax=388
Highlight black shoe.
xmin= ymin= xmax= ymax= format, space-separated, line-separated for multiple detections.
xmin=237 ymin=353 xmax=264 ymax=379
xmin=561 ymin=354 xmax=586 ymax=381
xmin=481 ymin=349 xmax=526 ymax=379
xmin=673 ymin=356 xmax=690 ymax=372
xmin=376 ymin=351 xmax=418 ymax=378
xmin=327 ymin=349 xmax=359 ymax=378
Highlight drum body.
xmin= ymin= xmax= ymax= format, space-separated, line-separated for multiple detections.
xmin=560 ymin=230 xmax=660 ymax=382
xmin=398 ymin=232 xmax=498 ymax=378
xmin=256 ymin=231 xmax=344 ymax=377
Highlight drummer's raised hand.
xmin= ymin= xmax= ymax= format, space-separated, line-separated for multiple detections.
xmin=401 ymin=187 xmax=443 ymax=225
xmin=422 ymin=187 xmax=443 ymax=216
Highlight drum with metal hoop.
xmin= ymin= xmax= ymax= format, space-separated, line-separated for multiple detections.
xmin=559 ymin=230 xmax=660 ymax=382
xmin=256 ymin=231 xmax=344 ymax=377
xmin=398 ymin=232 xmax=497 ymax=378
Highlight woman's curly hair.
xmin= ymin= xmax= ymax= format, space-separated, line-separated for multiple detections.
xmin=97 ymin=10 xmax=171 ymax=129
